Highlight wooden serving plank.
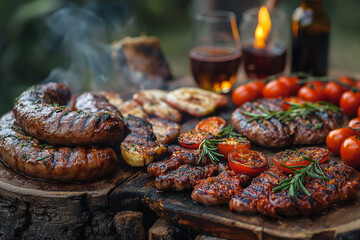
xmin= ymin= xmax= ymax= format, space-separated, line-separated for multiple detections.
xmin=113 ymin=155 xmax=360 ymax=240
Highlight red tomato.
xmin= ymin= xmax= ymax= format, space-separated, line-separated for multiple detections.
xmin=348 ymin=117 xmax=360 ymax=129
xmin=247 ymin=80 xmax=265 ymax=99
xmin=326 ymin=128 xmax=355 ymax=155
xmin=262 ymin=80 xmax=291 ymax=98
xmin=305 ymin=80 xmax=326 ymax=101
xmin=340 ymin=136 xmax=360 ymax=168
xmin=178 ymin=129 xmax=213 ymax=149
xmin=280 ymin=97 xmax=306 ymax=110
xmin=358 ymin=105 xmax=360 ymax=117
xmin=273 ymin=147 xmax=329 ymax=174
xmin=339 ymin=76 xmax=356 ymax=91
xmin=323 ymin=81 xmax=344 ymax=105
xmin=278 ymin=76 xmax=301 ymax=95
xmin=232 ymin=85 xmax=258 ymax=107
xmin=195 ymin=117 xmax=226 ymax=135
xmin=217 ymin=138 xmax=251 ymax=158
xmin=297 ymin=86 xmax=318 ymax=102
xmin=339 ymin=91 xmax=360 ymax=117
xmin=228 ymin=149 xmax=268 ymax=176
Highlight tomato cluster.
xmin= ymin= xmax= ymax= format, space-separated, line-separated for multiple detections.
xmin=178 ymin=116 xmax=270 ymax=176
xmin=232 ymin=75 xmax=360 ymax=118
xmin=326 ymin=114 xmax=360 ymax=168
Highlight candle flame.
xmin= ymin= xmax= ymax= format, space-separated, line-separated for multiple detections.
xmin=254 ymin=6 xmax=271 ymax=49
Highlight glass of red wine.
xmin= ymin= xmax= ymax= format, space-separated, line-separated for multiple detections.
xmin=240 ymin=7 xmax=288 ymax=79
xmin=190 ymin=11 xmax=241 ymax=93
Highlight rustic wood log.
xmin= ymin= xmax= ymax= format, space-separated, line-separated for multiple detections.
xmin=148 ymin=219 xmax=176 ymax=240
xmin=113 ymin=211 xmax=145 ymax=240
xmin=0 ymin=162 xmax=138 ymax=239
xmin=195 ymin=235 xmax=227 ymax=240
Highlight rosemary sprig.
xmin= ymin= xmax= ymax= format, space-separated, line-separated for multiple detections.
xmin=197 ymin=125 xmax=244 ymax=164
xmin=242 ymin=101 xmax=340 ymax=123
xmin=272 ymin=157 xmax=328 ymax=198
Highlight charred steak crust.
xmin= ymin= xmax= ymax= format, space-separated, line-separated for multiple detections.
xmin=230 ymin=98 xmax=345 ymax=148
xmin=257 ymin=161 xmax=360 ymax=218
xmin=13 ymin=83 xmax=127 ymax=146
xmin=0 ymin=112 xmax=118 ymax=182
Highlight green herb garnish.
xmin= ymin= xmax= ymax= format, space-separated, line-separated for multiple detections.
xmin=272 ymin=157 xmax=328 ymax=198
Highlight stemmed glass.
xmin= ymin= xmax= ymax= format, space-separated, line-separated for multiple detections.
xmin=190 ymin=11 xmax=241 ymax=93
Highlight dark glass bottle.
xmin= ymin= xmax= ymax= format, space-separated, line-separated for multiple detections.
xmin=291 ymin=0 xmax=330 ymax=76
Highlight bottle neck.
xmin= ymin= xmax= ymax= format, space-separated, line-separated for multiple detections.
xmin=300 ymin=0 xmax=324 ymax=11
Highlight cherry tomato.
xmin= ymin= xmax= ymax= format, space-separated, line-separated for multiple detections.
xmin=278 ymin=76 xmax=301 ymax=95
xmin=297 ymin=86 xmax=318 ymax=102
xmin=305 ymin=80 xmax=326 ymax=101
xmin=358 ymin=105 xmax=360 ymax=117
xmin=323 ymin=81 xmax=344 ymax=105
xmin=247 ymin=80 xmax=265 ymax=99
xmin=178 ymin=129 xmax=213 ymax=149
xmin=340 ymin=136 xmax=360 ymax=168
xmin=228 ymin=149 xmax=268 ymax=176
xmin=348 ymin=117 xmax=360 ymax=129
xmin=195 ymin=117 xmax=226 ymax=135
xmin=232 ymin=84 xmax=258 ymax=107
xmin=339 ymin=91 xmax=360 ymax=117
xmin=273 ymin=147 xmax=329 ymax=174
xmin=281 ymin=97 xmax=306 ymax=110
xmin=339 ymin=76 xmax=356 ymax=91
xmin=217 ymin=138 xmax=251 ymax=158
xmin=326 ymin=128 xmax=355 ymax=155
xmin=262 ymin=80 xmax=291 ymax=98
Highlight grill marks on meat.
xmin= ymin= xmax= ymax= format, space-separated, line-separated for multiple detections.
xmin=231 ymin=98 xmax=345 ymax=148
xmin=147 ymin=118 xmax=180 ymax=144
xmin=155 ymin=164 xmax=219 ymax=191
xmin=257 ymin=162 xmax=360 ymax=218
xmin=121 ymin=116 xmax=167 ymax=167
xmin=229 ymin=168 xmax=287 ymax=213
xmin=13 ymin=83 xmax=126 ymax=146
xmin=0 ymin=112 xmax=118 ymax=182
xmin=191 ymin=170 xmax=251 ymax=205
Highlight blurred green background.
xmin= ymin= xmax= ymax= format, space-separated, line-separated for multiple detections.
xmin=0 ymin=0 xmax=360 ymax=114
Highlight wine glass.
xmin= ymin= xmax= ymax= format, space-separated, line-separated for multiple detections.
xmin=190 ymin=11 xmax=241 ymax=93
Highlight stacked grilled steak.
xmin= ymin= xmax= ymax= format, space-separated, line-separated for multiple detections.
xmin=230 ymin=161 xmax=360 ymax=218
xmin=231 ymin=98 xmax=345 ymax=148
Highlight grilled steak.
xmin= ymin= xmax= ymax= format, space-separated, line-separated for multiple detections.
xmin=257 ymin=161 xmax=360 ymax=218
xmin=191 ymin=170 xmax=251 ymax=205
xmin=13 ymin=83 xmax=126 ymax=146
xmin=0 ymin=112 xmax=118 ymax=182
xmin=154 ymin=164 xmax=219 ymax=191
xmin=229 ymin=168 xmax=287 ymax=213
xmin=231 ymin=98 xmax=345 ymax=148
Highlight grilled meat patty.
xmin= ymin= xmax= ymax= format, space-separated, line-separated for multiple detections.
xmin=191 ymin=170 xmax=251 ymax=205
xmin=0 ymin=112 xmax=118 ymax=182
xmin=257 ymin=161 xmax=360 ymax=218
xmin=231 ymin=98 xmax=345 ymax=148
xmin=13 ymin=83 xmax=126 ymax=146
xmin=154 ymin=164 xmax=219 ymax=191
xmin=229 ymin=168 xmax=287 ymax=213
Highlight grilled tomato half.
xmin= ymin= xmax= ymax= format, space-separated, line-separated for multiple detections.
xmin=195 ymin=116 xmax=226 ymax=135
xmin=217 ymin=138 xmax=251 ymax=158
xmin=228 ymin=149 xmax=268 ymax=176
xmin=273 ymin=147 xmax=329 ymax=174
xmin=178 ymin=129 xmax=213 ymax=149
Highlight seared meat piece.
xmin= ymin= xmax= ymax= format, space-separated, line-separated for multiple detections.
xmin=229 ymin=168 xmax=287 ymax=213
xmin=117 ymin=100 xmax=148 ymax=120
xmin=0 ymin=112 xmax=118 ymax=182
xmin=147 ymin=148 xmax=212 ymax=176
xmin=231 ymin=98 xmax=345 ymax=148
xmin=257 ymin=161 xmax=360 ymax=218
xmin=191 ymin=170 xmax=251 ymax=205
xmin=155 ymin=164 xmax=219 ymax=191
xmin=98 ymin=91 xmax=124 ymax=109
xmin=13 ymin=83 xmax=126 ymax=146
xmin=121 ymin=116 xmax=167 ymax=167
xmin=147 ymin=118 xmax=180 ymax=144
xmin=133 ymin=89 xmax=182 ymax=122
